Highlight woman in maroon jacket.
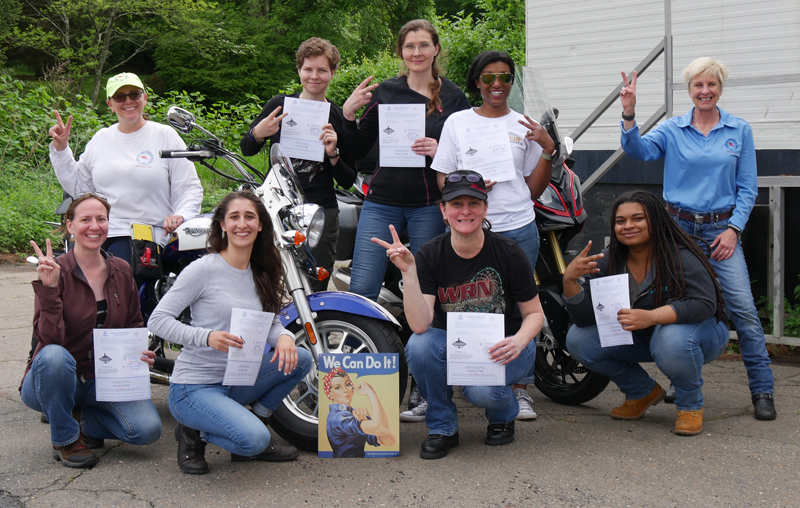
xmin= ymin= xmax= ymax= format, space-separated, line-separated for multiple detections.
xmin=21 ymin=194 xmax=161 ymax=468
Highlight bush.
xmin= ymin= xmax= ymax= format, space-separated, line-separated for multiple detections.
xmin=0 ymin=162 xmax=64 ymax=253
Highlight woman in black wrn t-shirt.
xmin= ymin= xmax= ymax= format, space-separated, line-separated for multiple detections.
xmin=341 ymin=19 xmax=471 ymax=301
xmin=373 ymin=170 xmax=544 ymax=460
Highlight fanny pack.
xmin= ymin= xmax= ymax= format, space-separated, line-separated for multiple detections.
xmin=131 ymin=224 xmax=163 ymax=279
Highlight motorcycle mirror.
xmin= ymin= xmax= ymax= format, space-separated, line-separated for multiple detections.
xmin=167 ymin=107 xmax=196 ymax=134
xmin=564 ymin=136 xmax=574 ymax=157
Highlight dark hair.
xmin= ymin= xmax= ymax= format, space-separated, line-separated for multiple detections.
xmin=466 ymin=50 xmax=516 ymax=98
xmin=296 ymin=37 xmax=341 ymax=71
xmin=208 ymin=191 xmax=285 ymax=313
xmin=59 ymin=193 xmax=111 ymax=239
xmin=607 ymin=190 xmax=726 ymax=322
xmin=396 ymin=19 xmax=442 ymax=116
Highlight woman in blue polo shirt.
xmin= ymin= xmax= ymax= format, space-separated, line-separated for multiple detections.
xmin=618 ymin=57 xmax=776 ymax=421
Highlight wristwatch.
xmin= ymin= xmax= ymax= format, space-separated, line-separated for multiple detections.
xmin=728 ymin=224 xmax=742 ymax=239
xmin=540 ymin=149 xmax=557 ymax=161
xmin=325 ymin=147 xmax=340 ymax=160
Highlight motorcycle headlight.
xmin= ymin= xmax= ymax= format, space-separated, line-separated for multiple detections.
xmin=290 ymin=204 xmax=325 ymax=250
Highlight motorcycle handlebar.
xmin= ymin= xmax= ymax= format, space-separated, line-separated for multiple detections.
xmin=159 ymin=149 xmax=215 ymax=159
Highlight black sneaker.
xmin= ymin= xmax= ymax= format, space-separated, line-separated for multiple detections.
xmin=408 ymin=377 xmax=422 ymax=410
xmin=752 ymin=393 xmax=777 ymax=421
xmin=485 ymin=420 xmax=515 ymax=446
xmin=232 ymin=438 xmax=299 ymax=462
xmin=420 ymin=433 xmax=459 ymax=460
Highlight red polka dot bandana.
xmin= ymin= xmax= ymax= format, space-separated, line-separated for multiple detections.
xmin=323 ymin=368 xmax=346 ymax=400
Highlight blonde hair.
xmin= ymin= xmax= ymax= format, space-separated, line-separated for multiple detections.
xmin=682 ymin=57 xmax=730 ymax=90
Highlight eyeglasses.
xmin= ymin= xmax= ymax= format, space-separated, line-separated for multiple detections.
xmin=480 ymin=73 xmax=514 ymax=85
xmin=447 ymin=173 xmax=483 ymax=184
xmin=110 ymin=90 xmax=144 ymax=103
xmin=72 ymin=192 xmax=109 ymax=202
xmin=402 ymin=43 xmax=435 ymax=53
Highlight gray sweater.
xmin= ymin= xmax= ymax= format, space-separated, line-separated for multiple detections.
xmin=148 ymin=253 xmax=290 ymax=384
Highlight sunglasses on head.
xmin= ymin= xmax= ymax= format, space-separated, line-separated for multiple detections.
xmin=447 ymin=173 xmax=483 ymax=184
xmin=480 ymin=72 xmax=514 ymax=85
xmin=72 ymin=192 xmax=109 ymax=202
xmin=110 ymin=90 xmax=144 ymax=103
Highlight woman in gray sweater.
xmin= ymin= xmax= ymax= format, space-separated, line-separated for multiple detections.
xmin=564 ymin=191 xmax=729 ymax=436
xmin=149 ymin=191 xmax=313 ymax=474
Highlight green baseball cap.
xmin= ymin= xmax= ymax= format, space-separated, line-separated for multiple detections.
xmin=106 ymin=72 xmax=145 ymax=99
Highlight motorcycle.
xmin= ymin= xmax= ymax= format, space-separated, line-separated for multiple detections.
xmin=158 ymin=107 xmax=407 ymax=450
xmin=332 ymin=67 xmax=609 ymax=406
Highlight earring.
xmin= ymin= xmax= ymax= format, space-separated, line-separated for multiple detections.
xmin=222 ymin=230 xmax=226 ymax=239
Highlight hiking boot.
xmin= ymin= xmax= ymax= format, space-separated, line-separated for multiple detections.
xmin=400 ymin=398 xmax=428 ymax=422
xmin=420 ymin=433 xmax=459 ymax=460
xmin=674 ymin=408 xmax=704 ymax=436
xmin=514 ymin=388 xmax=537 ymax=420
xmin=752 ymin=393 xmax=777 ymax=421
xmin=174 ymin=423 xmax=208 ymax=475
xmin=611 ymin=384 xmax=665 ymax=420
xmin=232 ymin=438 xmax=299 ymax=462
xmin=485 ymin=420 xmax=515 ymax=446
xmin=52 ymin=436 xmax=98 ymax=468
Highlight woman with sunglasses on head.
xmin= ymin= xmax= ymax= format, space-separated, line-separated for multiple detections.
xmin=22 ymin=193 xmax=162 ymax=469
xmin=148 ymin=191 xmax=313 ymax=475
xmin=373 ymin=170 xmax=544 ymax=459
xmin=341 ymin=19 xmax=470 ymax=302
xmin=564 ymin=190 xmax=729 ymax=436
xmin=424 ymin=50 xmax=554 ymax=422
xmin=49 ymin=72 xmax=203 ymax=264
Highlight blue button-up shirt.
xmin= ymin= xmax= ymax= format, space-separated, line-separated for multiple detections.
xmin=621 ymin=107 xmax=757 ymax=231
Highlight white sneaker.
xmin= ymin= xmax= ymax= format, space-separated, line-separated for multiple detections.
xmin=514 ymin=388 xmax=537 ymax=420
xmin=400 ymin=398 xmax=427 ymax=422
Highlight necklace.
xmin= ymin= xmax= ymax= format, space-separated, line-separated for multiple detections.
xmin=693 ymin=109 xmax=719 ymax=136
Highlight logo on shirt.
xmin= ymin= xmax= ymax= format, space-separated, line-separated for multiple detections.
xmin=136 ymin=151 xmax=154 ymax=166
xmin=725 ymin=139 xmax=739 ymax=154
xmin=438 ymin=268 xmax=505 ymax=315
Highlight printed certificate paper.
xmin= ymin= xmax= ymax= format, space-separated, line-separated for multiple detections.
xmin=222 ymin=308 xmax=273 ymax=386
xmin=455 ymin=122 xmax=516 ymax=182
xmin=280 ymin=97 xmax=331 ymax=162
xmin=378 ymin=104 xmax=425 ymax=168
xmin=93 ymin=328 xmax=150 ymax=402
xmin=446 ymin=312 xmax=505 ymax=386
xmin=589 ymin=274 xmax=634 ymax=347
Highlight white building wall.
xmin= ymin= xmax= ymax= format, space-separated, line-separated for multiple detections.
xmin=526 ymin=0 xmax=800 ymax=150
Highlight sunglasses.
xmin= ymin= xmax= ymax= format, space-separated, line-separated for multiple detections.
xmin=110 ymin=90 xmax=144 ymax=103
xmin=73 ymin=192 xmax=109 ymax=202
xmin=480 ymin=73 xmax=514 ymax=85
xmin=447 ymin=173 xmax=483 ymax=184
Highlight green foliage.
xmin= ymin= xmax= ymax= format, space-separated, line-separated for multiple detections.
xmin=758 ymin=280 xmax=800 ymax=338
xmin=0 ymin=162 xmax=63 ymax=253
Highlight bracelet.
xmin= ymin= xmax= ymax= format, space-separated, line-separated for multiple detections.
xmin=622 ymin=112 xmax=635 ymax=121
xmin=250 ymin=128 xmax=265 ymax=144
xmin=728 ymin=224 xmax=742 ymax=239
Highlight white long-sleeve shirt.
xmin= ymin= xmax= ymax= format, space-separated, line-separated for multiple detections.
xmin=50 ymin=121 xmax=203 ymax=243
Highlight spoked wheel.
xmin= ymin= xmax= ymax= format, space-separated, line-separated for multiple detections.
xmin=534 ymin=345 xmax=609 ymax=405
xmin=269 ymin=311 xmax=407 ymax=451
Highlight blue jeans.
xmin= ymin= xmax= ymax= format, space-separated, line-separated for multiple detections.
xmin=168 ymin=348 xmax=313 ymax=456
xmin=405 ymin=327 xmax=536 ymax=436
xmin=676 ymin=215 xmax=774 ymax=395
xmin=350 ymin=201 xmax=445 ymax=301
xmin=566 ymin=319 xmax=729 ymax=411
xmin=497 ymin=220 xmax=540 ymax=385
xmin=20 ymin=344 xmax=162 ymax=447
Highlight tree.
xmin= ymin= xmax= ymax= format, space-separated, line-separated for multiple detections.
xmin=11 ymin=0 xmax=212 ymax=104
xmin=0 ymin=0 xmax=22 ymax=67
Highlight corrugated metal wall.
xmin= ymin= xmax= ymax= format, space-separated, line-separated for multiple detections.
xmin=526 ymin=0 xmax=800 ymax=151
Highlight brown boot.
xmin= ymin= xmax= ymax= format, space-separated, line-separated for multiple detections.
xmin=674 ymin=408 xmax=704 ymax=436
xmin=611 ymin=384 xmax=665 ymax=420
xmin=52 ymin=436 xmax=98 ymax=468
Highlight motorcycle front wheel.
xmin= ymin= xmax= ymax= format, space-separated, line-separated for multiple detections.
xmin=269 ymin=310 xmax=408 ymax=451
xmin=534 ymin=344 xmax=610 ymax=405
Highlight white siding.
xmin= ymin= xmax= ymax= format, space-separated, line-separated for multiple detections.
xmin=526 ymin=0 xmax=800 ymax=151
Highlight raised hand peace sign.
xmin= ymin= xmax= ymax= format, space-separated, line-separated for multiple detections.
xmin=253 ymin=106 xmax=288 ymax=141
xmin=620 ymin=70 xmax=638 ymax=115
xmin=370 ymin=225 xmax=415 ymax=273
xmin=343 ymin=76 xmax=380 ymax=121
xmin=30 ymin=239 xmax=61 ymax=287
xmin=49 ymin=111 xmax=73 ymax=152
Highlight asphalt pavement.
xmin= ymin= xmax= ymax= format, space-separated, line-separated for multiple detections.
xmin=1 ymin=264 xmax=798 ymax=507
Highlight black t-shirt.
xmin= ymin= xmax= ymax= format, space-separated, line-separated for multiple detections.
xmin=240 ymin=94 xmax=357 ymax=210
xmin=415 ymin=231 xmax=539 ymax=332
xmin=96 ymin=299 xmax=108 ymax=328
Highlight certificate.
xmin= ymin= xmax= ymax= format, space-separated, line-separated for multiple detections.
xmin=280 ymin=97 xmax=331 ymax=162
xmin=455 ymin=122 xmax=516 ymax=182
xmin=93 ymin=328 xmax=150 ymax=402
xmin=222 ymin=308 xmax=274 ymax=386
xmin=446 ymin=312 xmax=505 ymax=386
xmin=589 ymin=274 xmax=634 ymax=347
xmin=378 ymin=104 xmax=425 ymax=168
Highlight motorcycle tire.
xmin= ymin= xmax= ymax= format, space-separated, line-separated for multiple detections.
xmin=534 ymin=344 xmax=610 ymax=405
xmin=270 ymin=310 xmax=408 ymax=451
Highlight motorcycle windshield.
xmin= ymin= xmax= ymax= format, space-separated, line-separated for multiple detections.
xmin=269 ymin=143 xmax=306 ymax=207
xmin=508 ymin=67 xmax=562 ymax=159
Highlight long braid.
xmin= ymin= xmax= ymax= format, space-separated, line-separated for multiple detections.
xmin=607 ymin=191 xmax=726 ymax=322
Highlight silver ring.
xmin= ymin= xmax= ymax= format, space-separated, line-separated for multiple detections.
xmin=507 ymin=351 xmax=511 ymax=356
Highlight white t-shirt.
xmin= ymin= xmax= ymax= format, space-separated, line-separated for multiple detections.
xmin=432 ymin=109 xmax=542 ymax=232
xmin=50 ymin=121 xmax=203 ymax=243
